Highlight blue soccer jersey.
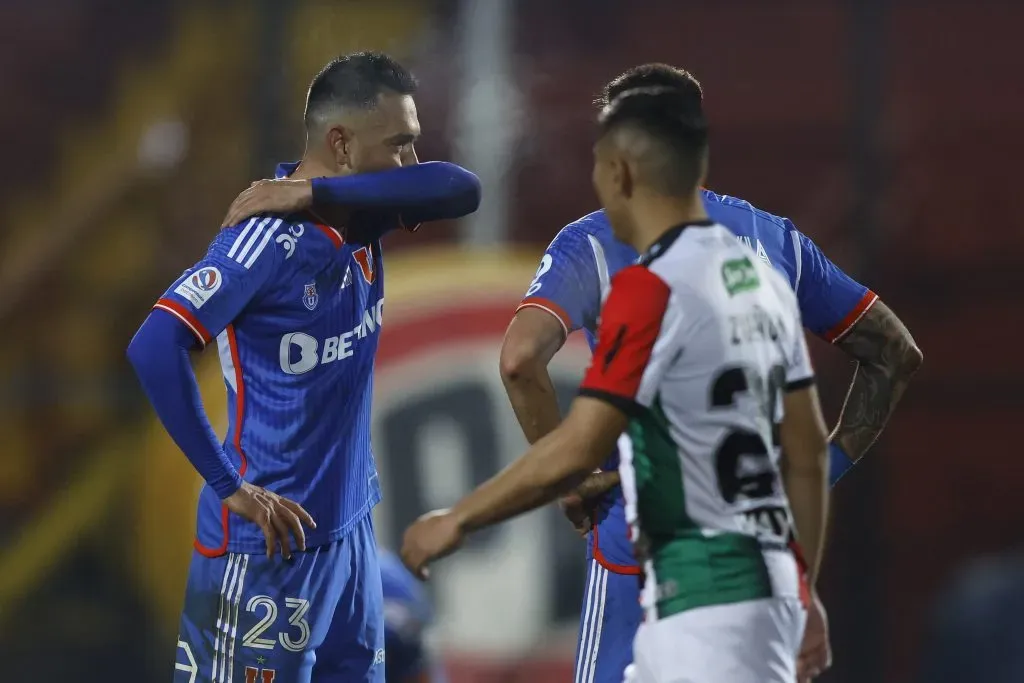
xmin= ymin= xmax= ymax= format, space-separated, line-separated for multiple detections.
xmin=516 ymin=191 xmax=877 ymax=683
xmin=155 ymin=166 xmax=386 ymax=556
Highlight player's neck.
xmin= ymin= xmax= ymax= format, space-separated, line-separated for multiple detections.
xmin=629 ymin=192 xmax=708 ymax=254
xmin=289 ymin=154 xmax=350 ymax=181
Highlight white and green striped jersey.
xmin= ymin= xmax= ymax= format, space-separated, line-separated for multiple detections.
xmin=578 ymin=220 xmax=814 ymax=621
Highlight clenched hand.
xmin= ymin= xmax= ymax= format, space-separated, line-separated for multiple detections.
xmin=400 ymin=509 xmax=464 ymax=580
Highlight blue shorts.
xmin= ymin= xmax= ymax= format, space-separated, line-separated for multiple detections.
xmin=573 ymin=559 xmax=643 ymax=683
xmin=174 ymin=512 xmax=384 ymax=683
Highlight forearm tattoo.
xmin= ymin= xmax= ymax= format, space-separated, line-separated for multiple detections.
xmin=832 ymin=301 xmax=922 ymax=459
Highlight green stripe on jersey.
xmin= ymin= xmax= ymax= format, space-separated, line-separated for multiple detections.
xmin=649 ymin=533 xmax=773 ymax=619
xmin=628 ymin=396 xmax=694 ymax=537
xmin=629 ymin=395 xmax=773 ymax=619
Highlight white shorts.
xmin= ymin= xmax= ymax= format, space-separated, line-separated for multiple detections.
xmin=624 ymin=597 xmax=806 ymax=683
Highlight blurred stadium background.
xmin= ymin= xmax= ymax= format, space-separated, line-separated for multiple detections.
xmin=1 ymin=0 xmax=1022 ymax=681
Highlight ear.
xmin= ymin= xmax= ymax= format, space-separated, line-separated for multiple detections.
xmin=616 ymin=157 xmax=635 ymax=199
xmin=326 ymin=126 xmax=353 ymax=169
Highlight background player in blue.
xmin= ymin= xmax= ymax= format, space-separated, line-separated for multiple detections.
xmin=379 ymin=550 xmax=446 ymax=683
xmin=127 ymin=52 xmax=480 ymax=683
xmin=498 ymin=64 xmax=922 ymax=683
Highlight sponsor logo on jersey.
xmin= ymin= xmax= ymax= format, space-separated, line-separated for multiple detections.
xmin=279 ymin=298 xmax=384 ymax=374
xmin=721 ymin=256 xmax=760 ymax=296
xmin=302 ymin=282 xmax=318 ymax=311
xmin=736 ymin=236 xmax=772 ymax=265
xmin=275 ymin=222 xmax=305 ymax=259
xmin=373 ymin=648 xmax=386 ymax=666
xmin=524 ymin=253 xmax=553 ymax=297
xmin=340 ymin=265 xmax=352 ymax=290
xmin=173 ymin=266 xmax=222 ymax=308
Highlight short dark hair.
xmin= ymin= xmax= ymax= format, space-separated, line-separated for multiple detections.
xmin=598 ymin=86 xmax=709 ymax=195
xmin=304 ymin=51 xmax=418 ymax=127
xmin=598 ymin=63 xmax=703 ymax=112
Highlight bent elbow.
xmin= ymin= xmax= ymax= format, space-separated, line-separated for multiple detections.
xmin=885 ymin=333 xmax=923 ymax=379
xmin=901 ymin=340 xmax=924 ymax=376
xmin=454 ymin=169 xmax=482 ymax=216
xmin=440 ymin=162 xmax=482 ymax=216
xmin=126 ymin=330 xmax=148 ymax=372
xmin=499 ymin=338 xmax=544 ymax=385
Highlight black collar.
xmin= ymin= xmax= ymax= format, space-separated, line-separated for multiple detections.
xmin=639 ymin=219 xmax=715 ymax=265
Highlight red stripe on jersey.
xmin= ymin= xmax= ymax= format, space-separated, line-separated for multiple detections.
xmin=788 ymin=539 xmax=812 ymax=608
xmin=314 ymin=222 xmax=344 ymax=248
xmin=194 ymin=324 xmax=249 ymax=558
xmin=823 ymin=290 xmax=878 ymax=343
xmin=579 ymin=266 xmax=671 ymax=402
xmin=516 ymin=296 xmax=572 ymax=338
xmin=154 ymin=298 xmax=212 ymax=346
xmin=590 ymin=521 xmax=640 ymax=575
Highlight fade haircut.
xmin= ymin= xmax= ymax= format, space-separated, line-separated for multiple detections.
xmin=304 ymin=51 xmax=418 ymax=128
xmin=598 ymin=63 xmax=703 ymax=112
xmin=598 ymin=86 xmax=709 ymax=196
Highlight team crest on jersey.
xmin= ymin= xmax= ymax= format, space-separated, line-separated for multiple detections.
xmin=302 ymin=282 xmax=319 ymax=311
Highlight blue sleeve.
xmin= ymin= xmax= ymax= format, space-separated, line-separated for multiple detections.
xmin=311 ymin=161 xmax=481 ymax=241
xmin=793 ymin=227 xmax=878 ymax=342
xmin=153 ymin=219 xmax=281 ymax=347
xmin=516 ymin=225 xmax=602 ymax=335
xmin=127 ymin=309 xmax=243 ymax=498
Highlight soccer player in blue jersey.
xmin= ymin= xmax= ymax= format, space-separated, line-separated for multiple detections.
xmin=127 ymin=52 xmax=479 ymax=683
xmin=497 ymin=64 xmax=921 ymax=683
xmin=379 ymin=550 xmax=444 ymax=683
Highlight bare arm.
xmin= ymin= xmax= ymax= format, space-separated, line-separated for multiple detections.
xmin=780 ymin=384 xmax=830 ymax=585
xmin=499 ymin=309 xmax=623 ymax=502
xmin=499 ymin=308 xmax=566 ymax=444
xmin=452 ymin=398 xmax=628 ymax=532
xmin=831 ymin=301 xmax=923 ymax=461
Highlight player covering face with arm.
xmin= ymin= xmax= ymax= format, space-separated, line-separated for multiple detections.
xmin=218 ymin=58 xmax=479 ymax=232
xmin=128 ymin=51 xmax=479 ymax=683
xmin=403 ymin=87 xmax=831 ymax=683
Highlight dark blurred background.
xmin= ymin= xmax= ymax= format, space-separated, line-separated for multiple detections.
xmin=1 ymin=1 xmax=1022 ymax=681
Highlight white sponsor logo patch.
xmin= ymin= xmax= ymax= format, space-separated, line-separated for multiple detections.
xmin=174 ymin=266 xmax=222 ymax=308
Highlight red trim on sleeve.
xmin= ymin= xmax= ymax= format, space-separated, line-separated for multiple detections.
xmin=591 ymin=523 xmax=640 ymax=575
xmin=153 ymin=298 xmax=212 ymax=347
xmin=516 ymin=297 xmax=572 ymax=338
xmin=823 ymin=291 xmax=878 ymax=343
xmin=194 ymin=324 xmax=249 ymax=558
xmin=579 ymin=266 xmax=671 ymax=402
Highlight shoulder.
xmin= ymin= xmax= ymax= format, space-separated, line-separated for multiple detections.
xmin=552 ymin=210 xmax=612 ymax=246
xmin=540 ymin=213 xmax=610 ymax=270
xmin=610 ymin=263 xmax=672 ymax=300
xmin=211 ymin=214 xmax=320 ymax=269
xmin=701 ymin=188 xmax=793 ymax=237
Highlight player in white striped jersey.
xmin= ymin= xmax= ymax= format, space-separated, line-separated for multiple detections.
xmin=401 ymin=87 xmax=831 ymax=682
